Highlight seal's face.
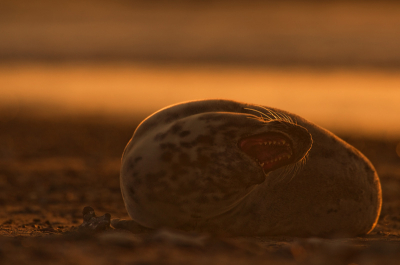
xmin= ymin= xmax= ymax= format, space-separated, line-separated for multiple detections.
xmin=239 ymin=132 xmax=294 ymax=172
xmin=238 ymin=121 xmax=312 ymax=174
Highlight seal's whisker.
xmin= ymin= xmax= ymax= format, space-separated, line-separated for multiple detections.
xmin=284 ymin=155 xmax=309 ymax=184
xmin=277 ymin=114 xmax=289 ymax=123
xmin=276 ymin=111 xmax=294 ymax=124
xmin=281 ymin=114 xmax=292 ymax=123
xmin=276 ymin=111 xmax=288 ymax=121
xmin=282 ymin=165 xmax=294 ymax=182
xmin=244 ymin=113 xmax=261 ymax=119
xmin=297 ymin=156 xmax=308 ymax=173
xmin=244 ymin=107 xmax=273 ymax=120
xmin=290 ymin=163 xmax=301 ymax=182
xmin=263 ymin=108 xmax=279 ymax=120
xmin=277 ymin=164 xmax=294 ymax=184
xmin=245 ymin=105 xmax=297 ymax=127
xmin=255 ymin=105 xmax=296 ymax=125
xmin=273 ymin=162 xmax=298 ymax=184
xmin=271 ymin=109 xmax=290 ymax=123
xmin=275 ymin=168 xmax=285 ymax=182
xmin=245 ymin=113 xmax=269 ymax=123
xmin=302 ymin=154 xmax=309 ymax=166
xmin=273 ymin=169 xmax=285 ymax=183
xmin=256 ymin=106 xmax=280 ymax=120
xmin=288 ymin=164 xmax=297 ymax=183
xmin=244 ymin=108 xmax=273 ymax=120
xmin=246 ymin=116 xmax=263 ymax=122
xmin=286 ymin=164 xmax=297 ymax=183
xmin=280 ymin=113 xmax=294 ymax=123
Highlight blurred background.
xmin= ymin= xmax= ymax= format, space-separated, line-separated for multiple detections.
xmin=1 ymin=0 xmax=400 ymax=138
xmin=2 ymin=1 xmax=400 ymax=250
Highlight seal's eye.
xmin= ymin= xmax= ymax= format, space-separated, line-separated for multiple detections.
xmin=238 ymin=132 xmax=294 ymax=172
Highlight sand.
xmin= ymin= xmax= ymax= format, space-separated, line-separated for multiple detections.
xmin=0 ymin=115 xmax=399 ymax=265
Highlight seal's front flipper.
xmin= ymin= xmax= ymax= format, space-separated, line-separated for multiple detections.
xmin=111 ymin=218 xmax=153 ymax=233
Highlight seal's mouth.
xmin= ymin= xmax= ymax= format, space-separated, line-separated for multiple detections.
xmin=238 ymin=132 xmax=294 ymax=172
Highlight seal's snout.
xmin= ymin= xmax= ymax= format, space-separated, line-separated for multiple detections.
xmin=238 ymin=132 xmax=295 ymax=173
xmin=238 ymin=120 xmax=313 ymax=173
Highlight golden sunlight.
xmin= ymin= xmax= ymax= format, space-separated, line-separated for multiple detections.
xmin=1 ymin=63 xmax=399 ymax=138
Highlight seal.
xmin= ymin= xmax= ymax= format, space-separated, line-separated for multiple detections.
xmin=118 ymin=99 xmax=382 ymax=237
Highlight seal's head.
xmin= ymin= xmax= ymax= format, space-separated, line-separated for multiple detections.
xmin=238 ymin=119 xmax=312 ymax=174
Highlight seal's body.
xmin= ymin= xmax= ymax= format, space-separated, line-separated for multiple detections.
xmin=119 ymin=100 xmax=382 ymax=237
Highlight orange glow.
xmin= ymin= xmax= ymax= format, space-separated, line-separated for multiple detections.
xmin=1 ymin=63 xmax=400 ymax=138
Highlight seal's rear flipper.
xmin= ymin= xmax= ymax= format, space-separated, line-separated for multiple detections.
xmin=111 ymin=218 xmax=153 ymax=233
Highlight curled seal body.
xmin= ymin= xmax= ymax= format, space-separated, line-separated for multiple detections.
xmin=119 ymin=99 xmax=382 ymax=237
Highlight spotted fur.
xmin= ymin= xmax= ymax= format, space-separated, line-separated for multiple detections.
xmin=119 ymin=99 xmax=382 ymax=237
